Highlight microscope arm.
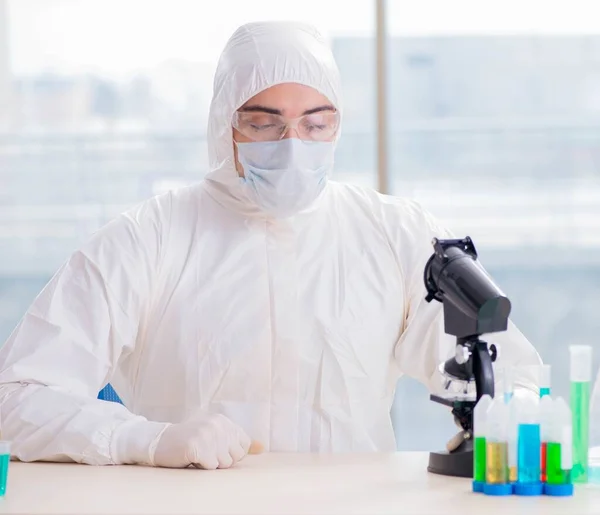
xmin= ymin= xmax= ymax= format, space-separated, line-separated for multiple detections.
xmin=471 ymin=338 xmax=495 ymax=401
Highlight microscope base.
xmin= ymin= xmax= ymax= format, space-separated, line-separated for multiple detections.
xmin=427 ymin=438 xmax=474 ymax=478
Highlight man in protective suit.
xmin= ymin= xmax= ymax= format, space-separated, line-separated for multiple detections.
xmin=0 ymin=21 xmax=541 ymax=469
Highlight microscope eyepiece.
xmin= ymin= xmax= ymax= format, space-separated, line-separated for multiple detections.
xmin=424 ymin=236 xmax=511 ymax=338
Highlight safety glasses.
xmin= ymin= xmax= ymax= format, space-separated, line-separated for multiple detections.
xmin=232 ymin=110 xmax=340 ymax=142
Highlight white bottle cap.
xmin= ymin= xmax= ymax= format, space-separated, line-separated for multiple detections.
xmin=487 ymin=396 xmax=510 ymax=441
xmin=474 ymin=394 xmax=493 ymax=437
xmin=507 ymin=396 xmax=519 ymax=467
xmin=570 ymin=345 xmax=593 ymax=382
xmin=538 ymin=364 xmax=551 ymax=389
xmin=515 ymin=393 xmax=540 ymax=425
xmin=554 ymin=397 xmax=573 ymax=470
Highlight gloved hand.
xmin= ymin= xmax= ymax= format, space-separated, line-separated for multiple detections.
xmin=152 ymin=414 xmax=252 ymax=469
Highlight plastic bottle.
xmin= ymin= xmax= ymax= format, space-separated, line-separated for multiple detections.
xmin=484 ymin=396 xmax=512 ymax=496
xmin=514 ymin=395 xmax=543 ymax=496
xmin=570 ymin=345 xmax=592 ymax=483
xmin=473 ymin=394 xmax=493 ymax=493
xmin=540 ymin=395 xmax=554 ymax=483
xmin=544 ymin=397 xmax=574 ymax=496
xmin=507 ymin=395 xmax=519 ymax=484
xmin=590 ymin=367 xmax=600 ymax=484
xmin=537 ymin=364 xmax=553 ymax=485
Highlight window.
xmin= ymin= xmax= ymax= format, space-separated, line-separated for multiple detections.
xmin=0 ymin=0 xmax=376 ymax=338
xmin=387 ymin=0 xmax=600 ymax=450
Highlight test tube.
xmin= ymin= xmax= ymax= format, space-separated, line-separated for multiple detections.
xmin=544 ymin=397 xmax=574 ymax=496
xmin=539 ymin=365 xmax=551 ymax=398
xmin=570 ymin=344 xmax=592 ymax=483
xmin=540 ymin=395 xmax=554 ymax=483
xmin=514 ymin=396 xmax=543 ymax=496
xmin=483 ymin=397 xmax=512 ymax=496
xmin=473 ymin=394 xmax=493 ymax=493
xmin=0 ymin=441 xmax=9 ymax=497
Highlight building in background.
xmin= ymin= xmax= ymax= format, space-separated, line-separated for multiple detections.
xmin=334 ymin=35 xmax=600 ymax=182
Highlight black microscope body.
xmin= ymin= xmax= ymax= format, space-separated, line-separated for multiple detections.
xmin=423 ymin=236 xmax=511 ymax=478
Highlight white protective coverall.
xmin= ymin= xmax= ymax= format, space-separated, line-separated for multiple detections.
xmin=0 ymin=21 xmax=542 ymax=465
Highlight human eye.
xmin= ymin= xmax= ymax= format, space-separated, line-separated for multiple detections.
xmin=249 ymin=122 xmax=277 ymax=131
xmin=306 ymin=124 xmax=327 ymax=132
xmin=304 ymin=112 xmax=339 ymax=131
xmin=301 ymin=118 xmax=327 ymax=132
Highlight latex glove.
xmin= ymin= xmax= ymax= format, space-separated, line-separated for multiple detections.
xmin=152 ymin=414 xmax=252 ymax=469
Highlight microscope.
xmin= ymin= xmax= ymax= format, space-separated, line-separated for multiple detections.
xmin=423 ymin=236 xmax=511 ymax=478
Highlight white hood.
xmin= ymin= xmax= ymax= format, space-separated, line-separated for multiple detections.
xmin=203 ymin=21 xmax=343 ymax=212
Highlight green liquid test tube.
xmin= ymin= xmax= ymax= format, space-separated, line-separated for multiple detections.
xmin=546 ymin=398 xmax=572 ymax=484
xmin=546 ymin=442 xmax=571 ymax=484
xmin=544 ymin=397 xmax=574 ymax=496
xmin=570 ymin=345 xmax=592 ymax=484
xmin=0 ymin=441 xmax=10 ymax=497
xmin=474 ymin=437 xmax=486 ymax=481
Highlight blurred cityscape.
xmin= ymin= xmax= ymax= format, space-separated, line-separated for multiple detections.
xmin=1 ymin=1 xmax=600 ymax=449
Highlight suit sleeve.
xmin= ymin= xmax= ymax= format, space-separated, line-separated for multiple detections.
xmin=379 ymin=197 xmax=542 ymax=397
xmin=0 ymin=196 xmax=171 ymax=465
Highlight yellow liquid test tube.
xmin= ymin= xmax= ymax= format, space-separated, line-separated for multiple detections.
xmin=486 ymin=442 xmax=509 ymax=484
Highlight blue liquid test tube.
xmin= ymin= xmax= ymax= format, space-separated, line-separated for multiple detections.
xmin=514 ymin=396 xmax=543 ymax=496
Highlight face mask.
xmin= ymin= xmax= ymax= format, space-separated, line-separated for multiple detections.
xmin=236 ymin=138 xmax=335 ymax=218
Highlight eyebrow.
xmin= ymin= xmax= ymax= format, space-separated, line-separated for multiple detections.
xmin=239 ymin=104 xmax=336 ymax=116
xmin=303 ymin=105 xmax=336 ymax=115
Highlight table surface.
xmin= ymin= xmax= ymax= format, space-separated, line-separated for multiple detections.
xmin=1 ymin=452 xmax=599 ymax=515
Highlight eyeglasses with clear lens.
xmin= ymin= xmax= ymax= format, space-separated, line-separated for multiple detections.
xmin=232 ymin=110 xmax=340 ymax=142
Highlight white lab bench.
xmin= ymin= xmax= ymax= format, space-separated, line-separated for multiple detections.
xmin=0 ymin=452 xmax=598 ymax=514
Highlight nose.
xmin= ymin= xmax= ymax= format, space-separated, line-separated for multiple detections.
xmin=281 ymin=126 xmax=301 ymax=140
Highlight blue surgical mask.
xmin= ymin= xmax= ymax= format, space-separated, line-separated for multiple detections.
xmin=236 ymin=138 xmax=335 ymax=218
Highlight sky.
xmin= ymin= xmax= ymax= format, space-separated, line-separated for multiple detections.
xmin=5 ymin=0 xmax=600 ymax=77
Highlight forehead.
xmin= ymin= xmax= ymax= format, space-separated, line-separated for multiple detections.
xmin=241 ymin=83 xmax=333 ymax=116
